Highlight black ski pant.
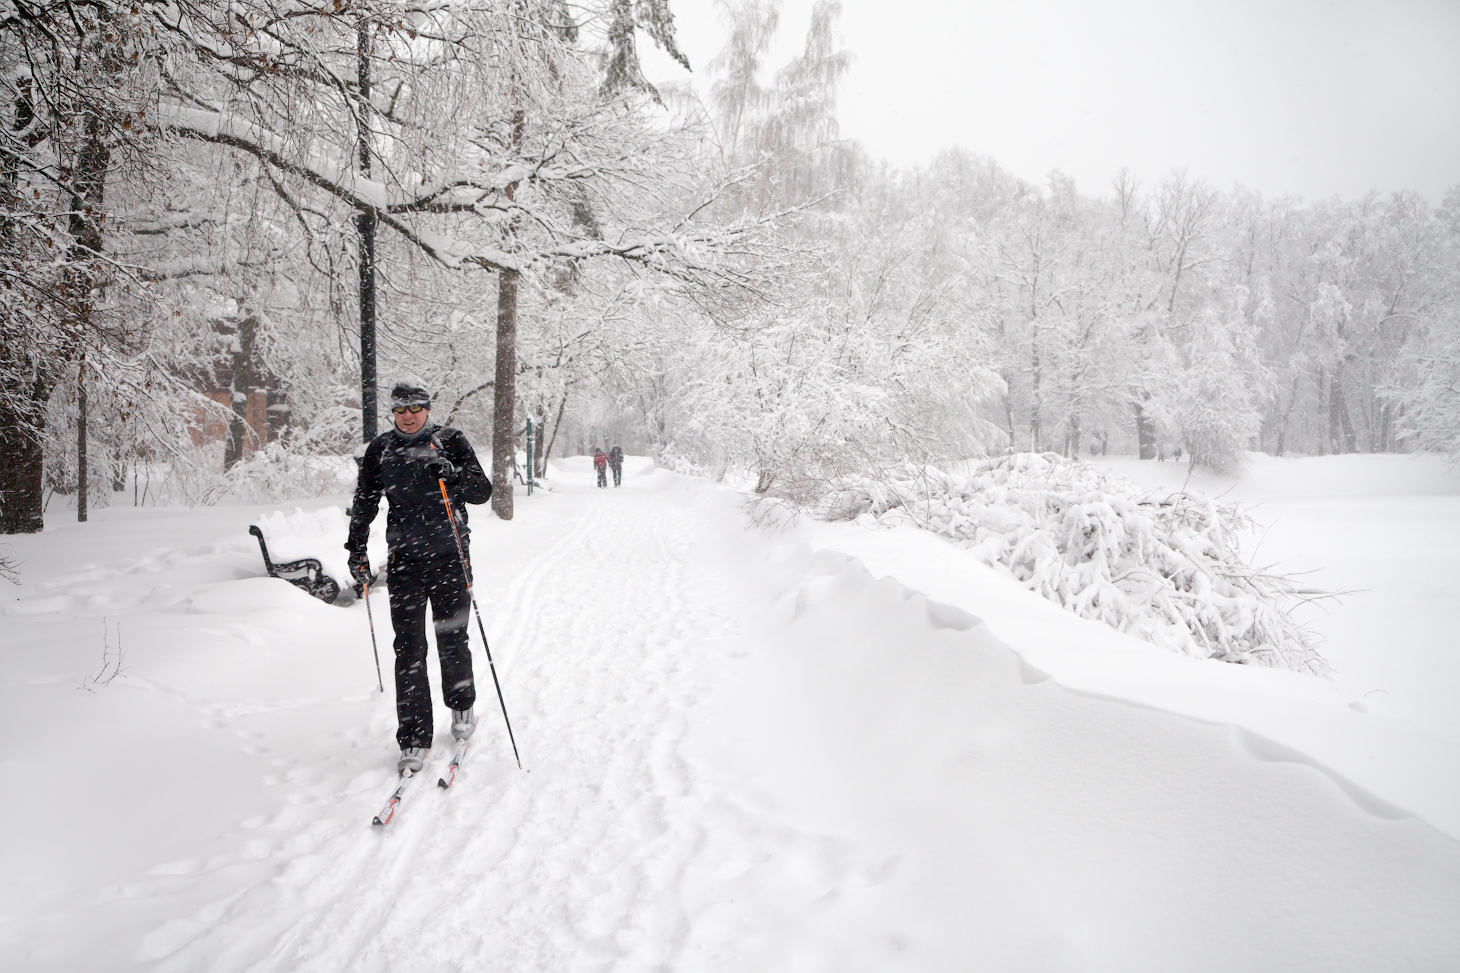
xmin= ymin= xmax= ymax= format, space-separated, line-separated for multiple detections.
xmin=387 ymin=554 xmax=475 ymax=749
xmin=611 ymin=464 xmax=622 ymax=486
xmin=596 ymin=465 xmax=607 ymax=487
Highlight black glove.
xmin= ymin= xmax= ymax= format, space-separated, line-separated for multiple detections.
xmin=347 ymin=551 xmax=372 ymax=585
xmin=425 ymin=455 xmax=460 ymax=484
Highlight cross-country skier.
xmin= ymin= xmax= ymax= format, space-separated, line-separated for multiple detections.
xmin=593 ymin=447 xmax=608 ymax=488
xmin=608 ymin=445 xmax=623 ymax=487
xmin=345 ymin=378 xmax=492 ymax=773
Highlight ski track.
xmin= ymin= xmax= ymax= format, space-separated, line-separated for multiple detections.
xmin=153 ymin=489 xmax=753 ymax=972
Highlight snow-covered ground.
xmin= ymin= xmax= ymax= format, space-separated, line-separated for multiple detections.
xmin=1096 ymin=452 xmax=1460 ymax=740
xmin=2 ymin=454 xmax=1458 ymax=970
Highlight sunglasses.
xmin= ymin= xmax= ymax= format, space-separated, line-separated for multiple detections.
xmin=392 ymin=404 xmax=427 ymax=414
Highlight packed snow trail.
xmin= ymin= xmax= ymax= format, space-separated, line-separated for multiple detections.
xmin=2 ymin=459 xmax=1459 ymax=970
xmin=148 ymin=477 xmax=761 ymax=971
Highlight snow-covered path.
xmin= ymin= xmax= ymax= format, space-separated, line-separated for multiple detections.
xmin=145 ymin=479 xmax=754 ymax=971
xmin=4 ymin=459 xmax=1460 ymax=971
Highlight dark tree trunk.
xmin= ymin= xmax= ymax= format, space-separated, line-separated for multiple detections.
xmin=48 ymin=101 xmax=110 ymax=524
xmin=77 ymin=370 xmax=88 ymax=522
xmin=224 ymin=315 xmax=258 ymax=470
xmin=0 ymin=77 xmax=42 ymax=531
xmin=490 ymin=106 xmax=526 ymax=520
xmin=1029 ymin=368 xmax=1042 ymax=452
xmin=1328 ymin=367 xmax=1357 ymax=455
xmin=1275 ymin=374 xmax=1300 ymax=457
xmin=1134 ymin=394 xmax=1156 ymax=459
xmin=112 ymin=443 xmax=127 ymax=491
xmin=0 ymin=74 xmax=55 ymax=532
xmin=539 ymin=393 xmax=567 ymax=479
xmin=357 ymin=26 xmax=377 ymax=444
xmin=1377 ymin=402 xmax=1393 ymax=453
xmin=0 ymin=381 xmax=49 ymax=533
xmin=491 ymin=269 xmax=520 ymax=519
xmin=1002 ymin=388 xmax=1015 ymax=450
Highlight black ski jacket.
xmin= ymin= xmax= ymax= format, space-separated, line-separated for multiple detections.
xmin=346 ymin=424 xmax=492 ymax=563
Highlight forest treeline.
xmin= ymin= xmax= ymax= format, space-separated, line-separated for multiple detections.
xmin=2 ymin=0 xmax=1457 ymax=531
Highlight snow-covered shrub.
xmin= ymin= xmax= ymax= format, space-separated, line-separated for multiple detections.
xmin=222 ymin=444 xmax=357 ymax=504
xmin=219 ymin=406 xmax=360 ymax=503
xmin=821 ymin=452 xmax=1328 ymax=675
xmin=655 ymin=446 xmax=711 ymax=480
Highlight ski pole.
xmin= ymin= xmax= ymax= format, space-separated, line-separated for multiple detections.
xmin=430 ymin=444 xmax=524 ymax=771
xmin=362 ymin=581 xmax=384 ymax=693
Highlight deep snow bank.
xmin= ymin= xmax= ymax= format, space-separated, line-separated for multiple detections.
xmin=788 ymin=453 xmax=1460 ymax=840
xmin=692 ymin=543 xmax=1460 ymax=969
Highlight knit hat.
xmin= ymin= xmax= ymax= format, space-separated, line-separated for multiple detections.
xmin=390 ymin=376 xmax=430 ymax=410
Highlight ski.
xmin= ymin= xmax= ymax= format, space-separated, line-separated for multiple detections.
xmin=438 ymin=735 xmax=471 ymax=789
xmin=372 ymin=770 xmax=418 ymax=827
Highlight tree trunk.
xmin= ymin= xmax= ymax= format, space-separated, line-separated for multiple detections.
xmin=490 ymin=105 xmax=526 ymax=520
xmin=491 ymin=269 xmax=520 ymax=519
xmin=112 ymin=443 xmax=127 ymax=491
xmin=539 ymin=393 xmax=568 ymax=478
xmin=77 ymin=370 xmax=88 ymax=522
xmin=1328 ymin=366 xmax=1357 ymax=455
xmin=1000 ymin=373 xmax=1015 ymax=450
xmin=357 ymin=26 xmax=378 ymax=444
xmin=1029 ymin=338 xmax=1043 ymax=452
xmin=43 ymin=100 xmax=110 ymax=525
xmin=225 ymin=315 xmax=258 ymax=470
xmin=0 ymin=78 xmax=47 ymax=532
xmin=1275 ymin=374 xmax=1299 ymax=457
xmin=1134 ymin=394 xmax=1156 ymax=459
xmin=0 ymin=381 xmax=49 ymax=533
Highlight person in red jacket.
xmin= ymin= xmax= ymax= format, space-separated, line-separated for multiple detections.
xmin=593 ymin=447 xmax=608 ymax=488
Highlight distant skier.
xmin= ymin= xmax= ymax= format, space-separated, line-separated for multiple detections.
xmin=593 ymin=447 xmax=608 ymax=488
xmin=608 ymin=445 xmax=624 ymax=487
xmin=345 ymin=378 xmax=492 ymax=774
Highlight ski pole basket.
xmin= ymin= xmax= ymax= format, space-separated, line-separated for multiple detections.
xmin=248 ymin=524 xmax=341 ymax=605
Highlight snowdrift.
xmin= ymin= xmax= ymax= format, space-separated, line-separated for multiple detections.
xmin=697 ymin=542 xmax=1460 ymax=970
xmin=820 ymin=453 xmax=1327 ymax=675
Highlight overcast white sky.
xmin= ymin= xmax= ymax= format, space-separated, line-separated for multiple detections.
xmin=640 ymin=0 xmax=1460 ymax=202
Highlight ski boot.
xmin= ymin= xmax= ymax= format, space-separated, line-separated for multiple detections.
xmin=398 ymin=746 xmax=429 ymax=775
xmin=451 ymin=707 xmax=476 ymax=742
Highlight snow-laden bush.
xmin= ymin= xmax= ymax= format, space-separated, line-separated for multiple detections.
xmin=129 ymin=405 xmax=359 ymax=506
xmin=821 ymin=452 xmax=1328 ymax=676
xmin=221 ymin=444 xmax=357 ymax=504
xmin=219 ymin=406 xmax=361 ymax=503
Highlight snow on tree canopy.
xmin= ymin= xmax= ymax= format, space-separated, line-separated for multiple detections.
xmin=822 ymin=453 xmax=1328 ymax=676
